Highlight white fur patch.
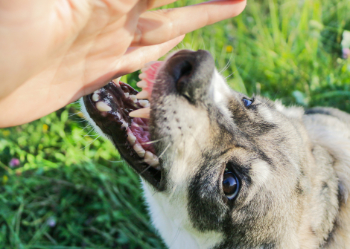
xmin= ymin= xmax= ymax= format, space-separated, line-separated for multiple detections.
xmin=251 ymin=160 xmax=271 ymax=187
xmin=210 ymin=70 xmax=232 ymax=118
xmin=275 ymin=100 xmax=304 ymax=120
xmin=259 ymin=107 xmax=275 ymax=123
xmin=142 ymin=181 xmax=224 ymax=249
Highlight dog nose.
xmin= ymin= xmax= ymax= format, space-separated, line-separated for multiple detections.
xmin=165 ymin=50 xmax=215 ymax=103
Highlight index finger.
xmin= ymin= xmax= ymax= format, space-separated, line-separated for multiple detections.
xmin=132 ymin=0 xmax=247 ymax=46
xmin=147 ymin=0 xmax=178 ymax=9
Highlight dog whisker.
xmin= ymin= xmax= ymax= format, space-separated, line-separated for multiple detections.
xmin=157 ymin=143 xmax=171 ymax=159
xmin=169 ymin=228 xmax=181 ymax=248
xmin=225 ymin=73 xmax=234 ymax=80
xmin=82 ymin=135 xmax=101 ymax=150
xmin=141 ymin=138 xmax=164 ymax=145
xmin=219 ymin=52 xmax=234 ymax=74
xmin=139 ymin=164 xmax=153 ymax=176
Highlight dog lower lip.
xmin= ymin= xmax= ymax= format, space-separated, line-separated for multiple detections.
xmin=83 ymin=81 xmax=164 ymax=190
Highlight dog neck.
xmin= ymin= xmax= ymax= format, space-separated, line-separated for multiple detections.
xmin=142 ymin=180 xmax=224 ymax=249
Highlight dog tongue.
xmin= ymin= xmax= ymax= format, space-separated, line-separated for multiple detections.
xmin=136 ymin=61 xmax=163 ymax=101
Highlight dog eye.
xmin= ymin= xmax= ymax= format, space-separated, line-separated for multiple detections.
xmin=223 ymin=171 xmax=240 ymax=199
xmin=242 ymin=98 xmax=254 ymax=108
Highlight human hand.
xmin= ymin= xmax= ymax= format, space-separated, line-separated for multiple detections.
xmin=0 ymin=0 xmax=246 ymax=127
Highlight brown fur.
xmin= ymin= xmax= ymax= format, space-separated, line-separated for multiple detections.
xmin=82 ymin=50 xmax=350 ymax=249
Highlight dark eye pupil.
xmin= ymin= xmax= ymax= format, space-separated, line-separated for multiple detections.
xmin=243 ymin=98 xmax=252 ymax=107
xmin=223 ymin=172 xmax=238 ymax=197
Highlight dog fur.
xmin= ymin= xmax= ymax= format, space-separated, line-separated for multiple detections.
xmin=82 ymin=50 xmax=350 ymax=249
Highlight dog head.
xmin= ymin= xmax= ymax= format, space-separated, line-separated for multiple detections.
xmin=81 ymin=50 xmax=339 ymax=249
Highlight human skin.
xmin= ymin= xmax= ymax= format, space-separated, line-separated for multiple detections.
xmin=0 ymin=0 xmax=246 ymax=127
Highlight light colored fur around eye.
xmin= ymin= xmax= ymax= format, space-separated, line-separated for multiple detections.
xmin=275 ymin=100 xmax=304 ymax=120
xmin=258 ymin=107 xmax=275 ymax=122
xmin=251 ymin=160 xmax=271 ymax=187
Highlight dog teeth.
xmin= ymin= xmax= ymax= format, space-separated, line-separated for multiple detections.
xmin=139 ymin=100 xmax=150 ymax=108
xmin=137 ymin=80 xmax=147 ymax=89
xmin=112 ymin=77 xmax=120 ymax=86
xmin=134 ymin=143 xmax=146 ymax=157
xmin=144 ymin=152 xmax=153 ymax=163
xmin=129 ymin=108 xmax=150 ymax=119
xmin=139 ymin=73 xmax=147 ymax=80
xmin=136 ymin=90 xmax=150 ymax=100
xmin=92 ymin=93 xmax=100 ymax=102
xmin=130 ymin=94 xmax=138 ymax=102
xmin=121 ymin=120 xmax=128 ymax=128
xmin=124 ymin=92 xmax=129 ymax=98
xmin=141 ymin=61 xmax=156 ymax=72
xmin=96 ymin=101 xmax=112 ymax=112
xmin=127 ymin=129 xmax=136 ymax=145
xmin=144 ymin=151 xmax=159 ymax=167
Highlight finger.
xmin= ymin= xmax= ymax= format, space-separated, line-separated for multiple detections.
xmin=117 ymin=35 xmax=185 ymax=76
xmin=132 ymin=0 xmax=247 ymax=46
xmin=80 ymin=35 xmax=184 ymax=96
xmin=147 ymin=0 xmax=178 ymax=9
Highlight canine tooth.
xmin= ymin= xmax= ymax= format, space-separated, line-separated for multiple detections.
xmin=96 ymin=101 xmax=112 ymax=112
xmin=144 ymin=151 xmax=153 ymax=162
xmin=129 ymin=108 xmax=150 ymax=119
xmin=134 ymin=143 xmax=145 ymax=157
xmin=150 ymin=159 xmax=159 ymax=167
xmin=139 ymin=100 xmax=150 ymax=108
xmin=137 ymin=80 xmax=147 ymax=88
xmin=124 ymin=92 xmax=129 ymax=98
xmin=144 ymin=152 xmax=159 ymax=166
xmin=112 ymin=77 xmax=120 ymax=86
xmin=144 ymin=61 xmax=155 ymax=68
xmin=130 ymin=95 xmax=138 ymax=102
xmin=136 ymin=90 xmax=150 ymax=99
xmin=139 ymin=73 xmax=147 ymax=80
xmin=92 ymin=93 xmax=100 ymax=102
xmin=127 ymin=129 xmax=136 ymax=145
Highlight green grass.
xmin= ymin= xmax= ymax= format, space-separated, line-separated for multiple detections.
xmin=1 ymin=0 xmax=350 ymax=248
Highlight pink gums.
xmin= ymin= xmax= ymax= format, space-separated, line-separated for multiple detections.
xmin=127 ymin=61 xmax=163 ymax=154
xmin=130 ymin=118 xmax=155 ymax=154
xmin=143 ymin=61 xmax=164 ymax=95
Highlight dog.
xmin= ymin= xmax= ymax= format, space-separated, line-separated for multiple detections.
xmin=81 ymin=49 xmax=350 ymax=249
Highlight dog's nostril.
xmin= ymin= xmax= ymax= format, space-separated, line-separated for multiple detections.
xmin=175 ymin=61 xmax=193 ymax=94
xmin=165 ymin=50 xmax=214 ymax=103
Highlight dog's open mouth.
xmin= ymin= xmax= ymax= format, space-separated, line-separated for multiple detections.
xmin=83 ymin=61 xmax=165 ymax=190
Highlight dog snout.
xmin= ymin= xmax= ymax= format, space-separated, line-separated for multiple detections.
xmin=165 ymin=50 xmax=215 ymax=103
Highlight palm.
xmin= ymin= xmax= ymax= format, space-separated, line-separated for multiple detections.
xmin=0 ymin=0 xmax=246 ymax=127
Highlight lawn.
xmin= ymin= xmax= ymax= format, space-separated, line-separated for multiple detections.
xmin=1 ymin=0 xmax=350 ymax=248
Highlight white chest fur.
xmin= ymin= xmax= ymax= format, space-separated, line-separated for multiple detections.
xmin=142 ymin=181 xmax=224 ymax=249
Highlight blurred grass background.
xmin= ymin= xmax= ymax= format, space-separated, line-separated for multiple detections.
xmin=1 ymin=0 xmax=350 ymax=248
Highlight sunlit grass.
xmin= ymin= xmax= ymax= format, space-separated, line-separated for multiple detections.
xmin=1 ymin=0 xmax=350 ymax=248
